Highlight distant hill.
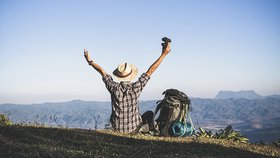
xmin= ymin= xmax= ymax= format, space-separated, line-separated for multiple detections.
xmin=0 ymin=125 xmax=279 ymax=158
xmin=266 ymin=95 xmax=280 ymax=99
xmin=0 ymin=100 xmax=111 ymax=130
xmin=190 ymin=98 xmax=280 ymax=143
xmin=215 ymin=90 xmax=262 ymax=99
xmin=1 ymin=96 xmax=280 ymax=143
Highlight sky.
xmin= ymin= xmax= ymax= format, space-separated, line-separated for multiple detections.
xmin=0 ymin=0 xmax=280 ymax=104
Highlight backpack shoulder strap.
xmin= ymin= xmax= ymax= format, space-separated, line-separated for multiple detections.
xmin=176 ymin=102 xmax=187 ymax=123
xmin=153 ymin=90 xmax=167 ymax=120
xmin=154 ymin=100 xmax=163 ymax=120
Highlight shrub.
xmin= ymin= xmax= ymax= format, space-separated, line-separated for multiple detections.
xmin=273 ymin=139 xmax=280 ymax=147
xmin=0 ymin=113 xmax=12 ymax=126
xmin=196 ymin=125 xmax=249 ymax=143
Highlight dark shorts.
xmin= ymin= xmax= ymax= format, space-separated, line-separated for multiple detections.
xmin=132 ymin=111 xmax=157 ymax=133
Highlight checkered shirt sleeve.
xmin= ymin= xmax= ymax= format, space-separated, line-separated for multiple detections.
xmin=102 ymin=74 xmax=117 ymax=92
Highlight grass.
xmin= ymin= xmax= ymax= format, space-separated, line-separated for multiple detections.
xmin=0 ymin=125 xmax=279 ymax=158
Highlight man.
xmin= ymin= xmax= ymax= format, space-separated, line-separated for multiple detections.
xmin=84 ymin=38 xmax=171 ymax=133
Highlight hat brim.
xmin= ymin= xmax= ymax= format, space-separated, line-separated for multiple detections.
xmin=113 ymin=64 xmax=138 ymax=82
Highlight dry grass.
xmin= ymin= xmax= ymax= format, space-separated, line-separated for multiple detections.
xmin=0 ymin=125 xmax=279 ymax=158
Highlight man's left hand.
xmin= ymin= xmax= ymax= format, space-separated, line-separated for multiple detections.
xmin=162 ymin=42 xmax=171 ymax=55
xmin=84 ymin=49 xmax=91 ymax=62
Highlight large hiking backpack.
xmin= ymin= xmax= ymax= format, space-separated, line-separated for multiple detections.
xmin=154 ymin=89 xmax=194 ymax=137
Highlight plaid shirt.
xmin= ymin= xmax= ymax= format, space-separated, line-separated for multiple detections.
xmin=102 ymin=73 xmax=150 ymax=133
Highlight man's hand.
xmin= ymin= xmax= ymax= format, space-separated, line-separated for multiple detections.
xmin=162 ymin=42 xmax=171 ymax=55
xmin=146 ymin=41 xmax=171 ymax=77
xmin=84 ymin=49 xmax=91 ymax=62
xmin=83 ymin=48 xmax=107 ymax=76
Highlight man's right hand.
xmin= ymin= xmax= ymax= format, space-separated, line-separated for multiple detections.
xmin=84 ymin=49 xmax=91 ymax=62
xmin=162 ymin=42 xmax=171 ymax=55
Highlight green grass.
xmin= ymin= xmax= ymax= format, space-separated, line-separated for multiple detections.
xmin=0 ymin=125 xmax=279 ymax=158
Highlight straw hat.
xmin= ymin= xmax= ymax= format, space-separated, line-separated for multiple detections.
xmin=113 ymin=62 xmax=138 ymax=82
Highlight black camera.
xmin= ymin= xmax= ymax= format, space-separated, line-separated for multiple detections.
xmin=161 ymin=37 xmax=171 ymax=49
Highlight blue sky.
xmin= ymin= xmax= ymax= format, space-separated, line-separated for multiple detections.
xmin=0 ymin=0 xmax=280 ymax=104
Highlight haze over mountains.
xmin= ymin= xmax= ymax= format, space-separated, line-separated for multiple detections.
xmin=0 ymin=90 xmax=279 ymax=143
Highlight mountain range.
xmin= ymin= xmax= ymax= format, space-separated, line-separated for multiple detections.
xmin=215 ymin=90 xmax=280 ymax=99
xmin=0 ymin=90 xmax=279 ymax=143
xmin=215 ymin=90 xmax=262 ymax=99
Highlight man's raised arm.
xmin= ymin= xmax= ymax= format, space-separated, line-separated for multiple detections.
xmin=84 ymin=49 xmax=107 ymax=77
xmin=146 ymin=42 xmax=171 ymax=77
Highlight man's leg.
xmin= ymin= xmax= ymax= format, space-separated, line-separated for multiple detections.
xmin=131 ymin=111 xmax=154 ymax=134
xmin=141 ymin=111 xmax=157 ymax=132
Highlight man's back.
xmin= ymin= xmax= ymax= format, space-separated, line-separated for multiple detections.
xmin=102 ymin=73 xmax=150 ymax=133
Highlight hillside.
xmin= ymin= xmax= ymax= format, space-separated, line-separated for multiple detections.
xmin=1 ymin=97 xmax=280 ymax=143
xmin=0 ymin=125 xmax=279 ymax=158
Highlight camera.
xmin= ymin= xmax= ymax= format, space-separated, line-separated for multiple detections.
xmin=161 ymin=37 xmax=171 ymax=49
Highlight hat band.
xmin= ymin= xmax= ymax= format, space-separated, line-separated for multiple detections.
xmin=118 ymin=69 xmax=132 ymax=78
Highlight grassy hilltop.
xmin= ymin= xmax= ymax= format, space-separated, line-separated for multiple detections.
xmin=0 ymin=125 xmax=279 ymax=158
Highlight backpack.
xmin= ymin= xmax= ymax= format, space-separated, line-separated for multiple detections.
xmin=154 ymin=89 xmax=194 ymax=137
